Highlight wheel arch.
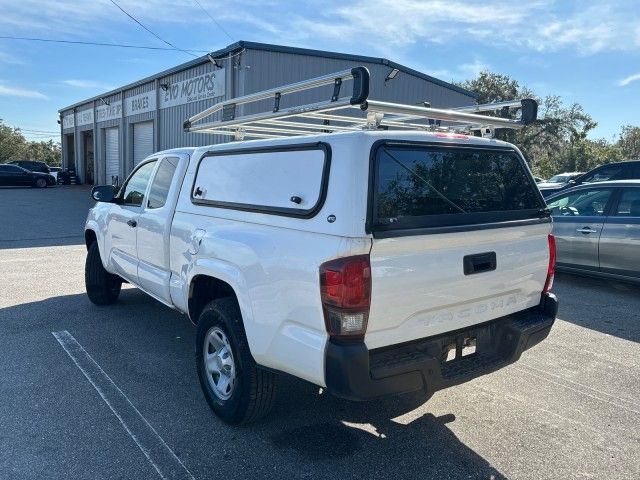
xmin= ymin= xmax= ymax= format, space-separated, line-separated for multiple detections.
xmin=188 ymin=274 xmax=239 ymax=324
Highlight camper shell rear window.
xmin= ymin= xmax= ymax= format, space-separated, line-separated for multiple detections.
xmin=191 ymin=143 xmax=331 ymax=218
xmin=369 ymin=141 xmax=548 ymax=235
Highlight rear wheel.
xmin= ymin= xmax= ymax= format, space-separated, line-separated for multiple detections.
xmin=35 ymin=177 xmax=47 ymax=188
xmin=85 ymin=242 xmax=122 ymax=305
xmin=196 ymin=298 xmax=277 ymax=424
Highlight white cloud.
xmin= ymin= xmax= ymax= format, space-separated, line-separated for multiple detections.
xmin=618 ymin=73 xmax=640 ymax=87
xmin=0 ymin=83 xmax=47 ymax=99
xmin=284 ymin=0 xmax=640 ymax=57
xmin=63 ymin=79 xmax=116 ymax=90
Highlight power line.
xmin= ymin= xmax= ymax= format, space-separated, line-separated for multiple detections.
xmin=107 ymin=0 xmax=198 ymax=57
xmin=0 ymin=35 xmax=208 ymax=53
xmin=192 ymin=0 xmax=235 ymax=42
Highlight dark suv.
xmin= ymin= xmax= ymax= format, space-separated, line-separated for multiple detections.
xmin=540 ymin=160 xmax=640 ymax=197
xmin=9 ymin=160 xmax=51 ymax=174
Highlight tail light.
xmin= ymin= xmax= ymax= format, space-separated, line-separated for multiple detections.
xmin=543 ymin=234 xmax=556 ymax=294
xmin=319 ymin=255 xmax=371 ymax=341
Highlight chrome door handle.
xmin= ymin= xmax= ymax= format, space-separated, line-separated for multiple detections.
xmin=576 ymin=227 xmax=597 ymax=234
xmin=127 ymin=219 xmax=137 ymax=228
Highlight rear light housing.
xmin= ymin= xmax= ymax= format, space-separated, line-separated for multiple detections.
xmin=319 ymin=255 xmax=371 ymax=341
xmin=543 ymin=234 xmax=556 ymax=294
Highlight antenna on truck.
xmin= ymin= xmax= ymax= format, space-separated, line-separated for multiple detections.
xmin=183 ymin=66 xmax=537 ymax=140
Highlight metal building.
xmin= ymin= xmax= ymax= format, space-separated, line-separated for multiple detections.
xmin=59 ymin=41 xmax=476 ymax=185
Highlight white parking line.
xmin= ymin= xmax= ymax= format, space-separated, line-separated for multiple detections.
xmin=52 ymin=330 xmax=196 ymax=480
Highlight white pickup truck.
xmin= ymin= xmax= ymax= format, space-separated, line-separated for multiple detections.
xmin=84 ymin=69 xmax=557 ymax=424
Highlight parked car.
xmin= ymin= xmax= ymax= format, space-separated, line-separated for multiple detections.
xmin=540 ymin=160 xmax=640 ymax=197
xmin=8 ymin=160 xmax=51 ymax=174
xmin=49 ymin=166 xmax=62 ymax=183
xmin=0 ymin=164 xmax=56 ymax=187
xmin=534 ymin=176 xmax=545 ymax=183
xmin=546 ymin=180 xmax=640 ymax=283
xmin=537 ymin=172 xmax=583 ymax=191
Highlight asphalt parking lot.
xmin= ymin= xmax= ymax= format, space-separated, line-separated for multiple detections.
xmin=0 ymin=186 xmax=638 ymax=480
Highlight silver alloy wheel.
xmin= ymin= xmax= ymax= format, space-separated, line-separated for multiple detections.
xmin=203 ymin=327 xmax=237 ymax=400
xmin=36 ymin=178 xmax=47 ymax=188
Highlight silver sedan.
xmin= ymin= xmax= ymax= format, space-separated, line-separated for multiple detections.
xmin=546 ymin=180 xmax=640 ymax=283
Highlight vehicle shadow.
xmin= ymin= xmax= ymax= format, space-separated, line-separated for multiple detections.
xmin=1 ymin=289 xmax=507 ymax=480
xmin=261 ymin=377 xmax=507 ymax=479
xmin=554 ymin=272 xmax=640 ymax=342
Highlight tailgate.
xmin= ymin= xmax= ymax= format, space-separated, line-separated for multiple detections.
xmin=366 ymin=223 xmax=550 ymax=349
xmin=365 ymin=140 xmax=550 ymax=349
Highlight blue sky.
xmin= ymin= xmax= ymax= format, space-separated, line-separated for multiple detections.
xmin=0 ymin=0 xmax=638 ymax=142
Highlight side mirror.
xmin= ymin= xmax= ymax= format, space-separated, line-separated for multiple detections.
xmin=91 ymin=185 xmax=118 ymax=203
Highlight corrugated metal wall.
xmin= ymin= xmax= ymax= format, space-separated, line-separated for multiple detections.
xmin=241 ymin=50 xmax=472 ymax=115
xmin=60 ymin=46 xmax=475 ymax=185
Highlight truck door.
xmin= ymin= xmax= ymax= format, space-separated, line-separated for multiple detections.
xmin=106 ymin=160 xmax=157 ymax=282
xmin=135 ymin=154 xmax=188 ymax=303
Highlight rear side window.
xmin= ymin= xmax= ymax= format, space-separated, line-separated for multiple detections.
xmin=371 ymin=143 xmax=545 ymax=231
xmin=147 ymin=157 xmax=178 ymax=209
xmin=614 ymin=189 xmax=640 ymax=216
xmin=581 ymin=164 xmax=624 ymax=183
xmin=191 ymin=143 xmax=330 ymax=217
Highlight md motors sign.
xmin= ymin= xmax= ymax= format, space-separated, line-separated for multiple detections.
xmin=159 ymin=70 xmax=225 ymax=109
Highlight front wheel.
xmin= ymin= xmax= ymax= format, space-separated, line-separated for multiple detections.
xmin=85 ymin=242 xmax=122 ymax=305
xmin=196 ymin=298 xmax=277 ymax=424
xmin=34 ymin=177 xmax=47 ymax=188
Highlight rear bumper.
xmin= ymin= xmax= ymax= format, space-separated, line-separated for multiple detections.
xmin=325 ymin=293 xmax=558 ymax=401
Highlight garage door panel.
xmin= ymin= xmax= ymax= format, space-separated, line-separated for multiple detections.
xmin=105 ymin=127 xmax=119 ymax=185
xmin=133 ymin=121 xmax=154 ymax=167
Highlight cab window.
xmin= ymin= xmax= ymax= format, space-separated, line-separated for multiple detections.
xmin=547 ymin=189 xmax=613 ymax=217
xmin=121 ymin=161 xmax=157 ymax=206
xmin=147 ymin=157 xmax=178 ymax=209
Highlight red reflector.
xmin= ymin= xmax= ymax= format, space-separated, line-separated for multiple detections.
xmin=543 ymin=234 xmax=556 ymax=293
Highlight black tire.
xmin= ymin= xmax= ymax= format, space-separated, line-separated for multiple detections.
xmin=196 ymin=298 xmax=277 ymax=425
xmin=35 ymin=177 xmax=47 ymax=188
xmin=85 ymin=242 xmax=122 ymax=305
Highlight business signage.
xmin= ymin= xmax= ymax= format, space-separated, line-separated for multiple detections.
xmin=76 ymin=108 xmax=94 ymax=127
xmin=96 ymin=100 xmax=122 ymax=122
xmin=62 ymin=113 xmax=75 ymax=129
xmin=125 ymin=91 xmax=156 ymax=116
xmin=159 ymin=70 xmax=225 ymax=109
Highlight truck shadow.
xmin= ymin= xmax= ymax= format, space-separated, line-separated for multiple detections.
xmin=554 ymin=272 xmax=640 ymax=342
xmin=2 ymin=288 xmax=507 ymax=479
xmin=257 ymin=374 xmax=507 ymax=479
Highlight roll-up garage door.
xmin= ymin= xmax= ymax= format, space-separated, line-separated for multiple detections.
xmin=105 ymin=127 xmax=119 ymax=185
xmin=133 ymin=121 xmax=154 ymax=166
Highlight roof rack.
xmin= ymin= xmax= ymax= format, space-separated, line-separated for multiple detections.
xmin=183 ymin=67 xmax=537 ymax=140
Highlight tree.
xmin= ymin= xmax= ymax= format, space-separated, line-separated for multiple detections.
xmin=0 ymin=120 xmax=27 ymax=164
xmin=618 ymin=125 xmax=640 ymax=159
xmin=456 ymin=72 xmax=618 ymax=178
xmin=22 ymin=139 xmax=61 ymax=166
xmin=0 ymin=119 xmax=61 ymax=166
